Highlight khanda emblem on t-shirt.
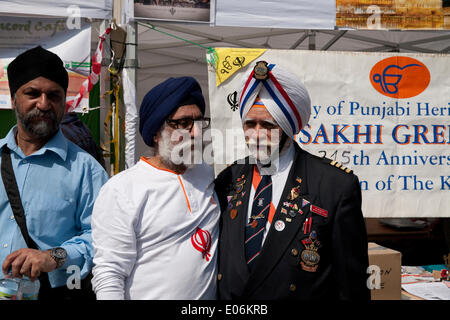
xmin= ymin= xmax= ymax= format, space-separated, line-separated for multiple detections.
xmin=191 ymin=227 xmax=212 ymax=262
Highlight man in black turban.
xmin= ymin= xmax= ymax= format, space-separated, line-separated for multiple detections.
xmin=1 ymin=46 xmax=108 ymax=300
xmin=7 ymin=46 xmax=69 ymax=150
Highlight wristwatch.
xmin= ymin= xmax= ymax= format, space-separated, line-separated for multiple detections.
xmin=48 ymin=247 xmax=67 ymax=269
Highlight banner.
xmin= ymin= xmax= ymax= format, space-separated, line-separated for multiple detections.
xmin=207 ymin=49 xmax=450 ymax=218
xmin=0 ymin=0 xmax=112 ymax=19
xmin=214 ymin=0 xmax=335 ymax=29
xmin=337 ymin=0 xmax=450 ymax=30
xmin=0 ymin=16 xmax=91 ymax=112
xmin=134 ymin=0 xmax=211 ymax=23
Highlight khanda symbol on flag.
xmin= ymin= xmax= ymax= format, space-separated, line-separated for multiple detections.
xmin=191 ymin=227 xmax=212 ymax=261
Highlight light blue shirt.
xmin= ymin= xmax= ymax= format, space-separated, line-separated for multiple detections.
xmin=0 ymin=126 xmax=108 ymax=288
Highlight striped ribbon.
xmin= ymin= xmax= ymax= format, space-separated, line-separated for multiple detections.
xmin=66 ymin=27 xmax=112 ymax=112
xmin=239 ymin=64 xmax=303 ymax=135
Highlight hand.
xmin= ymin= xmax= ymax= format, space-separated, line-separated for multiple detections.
xmin=2 ymin=248 xmax=57 ymax=282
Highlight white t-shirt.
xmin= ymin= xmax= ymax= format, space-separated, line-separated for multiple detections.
xmin=91 ymin=158 xmax=220 ymax=300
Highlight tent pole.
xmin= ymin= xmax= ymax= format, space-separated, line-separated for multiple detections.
xmin=308 ymin=30 xmax=316 ymax=50
xmin=123 ymin=21 xmax=138 ymax=168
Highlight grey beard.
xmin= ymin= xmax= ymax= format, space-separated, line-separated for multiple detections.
xmin=15 ymin=103 xmax=60 ymax=139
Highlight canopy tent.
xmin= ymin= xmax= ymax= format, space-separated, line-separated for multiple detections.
xmin=133 ymin=22 xmax=450 ymax=159
xmin=0 ymin=1 xmax=113 ymax=169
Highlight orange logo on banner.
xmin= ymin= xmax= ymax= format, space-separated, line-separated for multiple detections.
xmin=369 ymin=56 xmax=430 ymax=99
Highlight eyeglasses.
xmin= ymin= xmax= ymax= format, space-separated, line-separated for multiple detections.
xmin=166 ymin=117 xmax=211 ymax=131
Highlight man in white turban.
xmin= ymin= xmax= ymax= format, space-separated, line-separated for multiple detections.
xmin=215 ymin=61 xmax=370 ymax=300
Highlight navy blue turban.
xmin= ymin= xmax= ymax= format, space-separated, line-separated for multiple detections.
xmin=139 ymin=76 xmax=206 ymax=147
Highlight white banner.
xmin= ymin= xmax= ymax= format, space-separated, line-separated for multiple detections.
xmin=214 ymin=0 xmax=335 ymax=29
xmin=0 ymin=0 xmax=112 ymax=19
xmin=207 ymin=49 xmax=450 ymax=218
xmin=0 ymin=16 xmax=91 ymax=112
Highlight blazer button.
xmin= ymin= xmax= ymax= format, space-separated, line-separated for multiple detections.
xmin=291 ymin=248 xmax=299 ymax=256
xmin=217 ymin=273 xmax=223 ymax=281
xmin=289 ymin=284 xmax=296 ymax=292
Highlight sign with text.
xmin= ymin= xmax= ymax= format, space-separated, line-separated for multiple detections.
xmin=336 ymin=0 xmax=450 ymax=30
xmin=207 ymin=49 xmax=450 ymax=218
xmin=0 ymin=16 xmax=91 ymax=112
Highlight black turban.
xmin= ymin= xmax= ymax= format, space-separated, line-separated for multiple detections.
xmin=7 ymin=46 xmax=69 ymax=97
xmin=139 ymin=76 xmax=206 ymax=147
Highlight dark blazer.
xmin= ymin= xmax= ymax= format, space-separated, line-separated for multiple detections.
xmin=214 ymin=144 xmax=370 ymax=300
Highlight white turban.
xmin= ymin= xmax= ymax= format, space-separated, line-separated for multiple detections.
xmin=238 ymin=61 xmax=311 ymax=137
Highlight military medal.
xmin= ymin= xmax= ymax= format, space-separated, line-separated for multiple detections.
xmin=230 ymin=209 xmax=237 ymax=220
xmin=287 ymin=186 xmax=300 ymax=201
xmin=300 ymin=231 xmax=321 ymax=272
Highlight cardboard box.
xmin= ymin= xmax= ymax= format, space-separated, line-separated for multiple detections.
xmin=367 ymin=242 xmax=402 ymax=300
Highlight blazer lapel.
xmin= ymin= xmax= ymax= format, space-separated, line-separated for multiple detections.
xmin=225 ymin=163 xmax=254 ymax=279
xmin=243 ymin=145 xmax=316 ymax=296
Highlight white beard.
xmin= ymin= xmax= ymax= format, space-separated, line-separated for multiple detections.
xmin=246 ymin=137 xmax=280 ymax=165
xmin=158 ymin=128 xmax=203 ymax=169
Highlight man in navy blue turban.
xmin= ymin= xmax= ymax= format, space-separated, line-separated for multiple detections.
xmin=139 ymin=76 xmax=205 ymax=148
xmin=91 ymin=76 xmax=221 ymax=300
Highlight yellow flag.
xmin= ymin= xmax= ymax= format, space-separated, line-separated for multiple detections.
xmin=215 ymin=48 xmax=267 ymax=86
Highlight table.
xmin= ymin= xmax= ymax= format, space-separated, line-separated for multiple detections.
xmin=365 ymin=218 xmax=432 ymax=242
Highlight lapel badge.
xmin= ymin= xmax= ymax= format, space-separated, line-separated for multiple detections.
xmin=241 ymin=191 xmax=246 ymax=197
xmin=236 ymin=200 xmax=242 ymax=207
xmin=227 ymin=195 xmax=232 ymax=203
xmin=310 ymin=205 xmax=328 ymax=218
xmin=257 ymin=198 xmax=264 ymax=207
xmin=230 ymin=209 xmax=238 ymax=220
xmin=296 ymin=177 xmax=302 ymax=184
xmin=235 ymin=175 xmax=246 ymax=193
xmin=288 ymin=210 xmax=297 ymax=218
xmin=253 ymin=61 xmax=269 ymax=81
xmin=274 ymin=220 xmax=285 ymax=232
xmin=250 ymin=219 xmax=258 ymax=229
xmin=293 ymin=203 xmax=299 ymax=211
xmin=283 ymin=201 xmax=291 ymax=208
xmin=287 ymin=186 xmax=300 ymax=201
xmin=286 ymin=217 xmax=292 ymax=223
xmin=300 ymin=231 xmax=321 ymax=272
xmin=281 ymin=208 xmax=288 ymax=215
xmin=301 ymin=198 xmax=310 ymax=208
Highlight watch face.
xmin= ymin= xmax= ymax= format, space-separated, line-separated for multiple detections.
xmin=53 ymin=247 xmax=67 ymax=259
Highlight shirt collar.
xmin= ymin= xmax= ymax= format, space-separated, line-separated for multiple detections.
xmin=0 ymin=125 xmax=68 ymax=161
xmin=257 ymin=141 xmax=294 ymax=176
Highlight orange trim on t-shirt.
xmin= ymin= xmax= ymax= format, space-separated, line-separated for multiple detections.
xmin=141 ymin=156 xmax=192 ymax=213
xmin=178 ymin=176 xmax=192 ymax=213
xmin=252 ymin=165 xmax=276 ymax=224
xmin=140 ymin=156 xmax=186 ymax=175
